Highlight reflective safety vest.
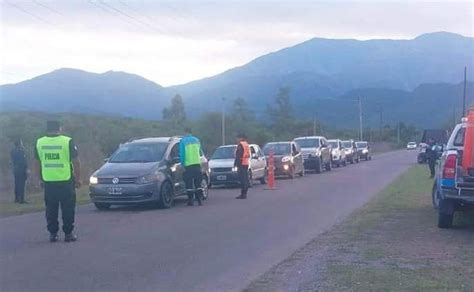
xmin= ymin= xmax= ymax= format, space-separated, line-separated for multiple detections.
xmin=240 ymin=141 xmax=250 ymax=166
xmin=179 ymin=135 xmax=202 ymax=167
xmin=36 ymin=135 xmax=72 ymax=182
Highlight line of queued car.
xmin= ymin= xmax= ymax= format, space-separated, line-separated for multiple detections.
xmin=88 ymin=135 xmax=373 ymax=210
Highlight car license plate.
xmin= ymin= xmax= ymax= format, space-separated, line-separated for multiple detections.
xmin=107 ymin=187 xmax=123 ymax=195
xmin=216 ymin=175 xmax=227 ymax=181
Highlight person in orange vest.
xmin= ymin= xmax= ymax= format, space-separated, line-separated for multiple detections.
xmin=234 ymin=133 xmax=251 ymax=199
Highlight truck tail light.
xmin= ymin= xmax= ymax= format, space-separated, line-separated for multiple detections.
xmin=442 ymin=154 xmax=457 ymax=179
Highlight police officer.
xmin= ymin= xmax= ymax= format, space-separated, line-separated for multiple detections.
xmin=10 ymin=139 xmax=28 ymax=203
xmin=235 ymin=133 xmax=251 ymax=199
xmin=179 ymin=128 xmax=203 ymax=206
xmin=35 ymin=121 xmax=81 ymax=242
xmin=426 ymin=138 xmax=437 ymax=178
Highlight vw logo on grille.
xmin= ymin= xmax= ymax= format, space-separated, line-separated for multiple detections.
xmin=112 ymin=177 xmax=120 ymax=184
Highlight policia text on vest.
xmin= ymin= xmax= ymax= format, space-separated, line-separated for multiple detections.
xmin=35 ymin=121 xmax=81 ymax=243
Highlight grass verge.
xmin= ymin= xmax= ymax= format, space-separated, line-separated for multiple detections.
xmin=0 ymin=186 xmax=90 ymax=218
xmin=247 ymin=165 xmax=474 ymax=291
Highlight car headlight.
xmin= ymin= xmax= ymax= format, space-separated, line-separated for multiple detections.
xmin=232 ymin=166 xmax=238 ymax=172
xmin=89 ymin=176 xmax=98 ymax=185
xmin=281 ymin=156 xmax=292 ymax=163
xmin=283 ymin=164 xmax=290 ymax=170
xmin=362 ymin=149 xmax=368 ymax=154
xmin=136 ymin=173 xmax=158 ymax=184
xmin=315 ymin=150 xmax=321 ymax=156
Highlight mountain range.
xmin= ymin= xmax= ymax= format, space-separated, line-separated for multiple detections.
xmin=1 ymin=31 xmax=473 ymax=128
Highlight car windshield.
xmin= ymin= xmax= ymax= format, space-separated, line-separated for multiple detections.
xmin=294 ymin=138 xmax=320 ymax=148
xmin=408 ymin=142 xmax=416 ymax=146
xmin=263 ymin=143 xmax=291 ymax=155
xmin=341 ymin=141 xmax=352 ymax=148
xmin=328 ymin=141 xmax=339 ymax=148
xmin=356 ymin=142 xmax=368 ymax=148
xmin=211 ymin=146 xmax=236 ymax=159
xmin=109 ymin=142 xmax=168 ymax=163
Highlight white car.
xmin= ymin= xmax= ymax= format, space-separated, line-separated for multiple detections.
xmin=406 ymin=142 xmax=417 ymax=150
xmin=209 ymin=144 xmax=267 ymax=187
xmin=328 ymin=139 xmax=347 ymax=167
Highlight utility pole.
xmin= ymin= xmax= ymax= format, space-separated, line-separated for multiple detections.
xmin=378 ymin=105 xmax=383 ymax=138
xmin=221 ymin=97 xmax=226 ymax=145
xmin=397 ymin=122 xmax=400 ymax=145
xmin=358 ymin=96 xmax=363 ymax=141
xmin=463 ymin=66 xmax=467 ymax=116
xmin=313 ymin=117 xmax=317 ymax=136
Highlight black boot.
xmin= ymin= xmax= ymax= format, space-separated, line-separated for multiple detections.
xmin=49 ymin=233 xmax=59 ymax=243
xmin=64 ymin=233 xmax=78 ymax=242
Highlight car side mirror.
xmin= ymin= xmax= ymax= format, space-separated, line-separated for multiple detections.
xmin=252 ymin=153 xmax=258 ymax=159
xmin=103 ymin=158 xmax=109 ymax=163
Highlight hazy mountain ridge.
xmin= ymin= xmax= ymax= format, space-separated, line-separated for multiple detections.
xmin=1 ymin=32 xmax=473 ymax=128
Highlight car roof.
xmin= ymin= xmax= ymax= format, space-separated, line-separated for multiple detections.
xmin=294 ymin=136 xmax=325 ymax=140
xmin=265 ymin=141 xmax=292 ymax=145
xmin=129 ymin=137 xmax=177 ymax=143
xmin=217 ymin=144 xmax=237 ymax=148
xmin=327 ymin=139 xmax=340 ymax=142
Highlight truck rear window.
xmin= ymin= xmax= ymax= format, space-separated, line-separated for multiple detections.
xmin=453 ymin=127 xmax=465 ymax=146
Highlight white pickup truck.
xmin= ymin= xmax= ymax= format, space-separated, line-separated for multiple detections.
xmin=432 ymin=118 xmax=474 ymax=228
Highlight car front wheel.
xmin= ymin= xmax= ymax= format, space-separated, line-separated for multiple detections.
xmin=432 ymin=181 xmax=440 ymax=209
xmin=157 ymin=181 xmax=173 ymax=209
xmin=201 ymin=176 xmax=209 ymax=200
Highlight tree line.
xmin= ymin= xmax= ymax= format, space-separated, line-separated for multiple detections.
xmin=0 ymin=88 xmax=420 ymax=197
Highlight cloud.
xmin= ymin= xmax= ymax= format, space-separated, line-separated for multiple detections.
xmin=1 ymin=0 xmax=472 ymax=86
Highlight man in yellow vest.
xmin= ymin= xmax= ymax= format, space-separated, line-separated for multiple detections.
xmin=234 ymin=133 xmax=251 ymax=199
xmin=179 ymin=128 xmax=203 ymax=206
xmin=35 ymin=120 xmax=81 ymax=242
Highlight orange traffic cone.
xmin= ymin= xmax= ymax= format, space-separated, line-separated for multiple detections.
xmin=265 ymin=150 xmax=276 ymax=190
xmin=462 ymin=108 xmax=474 ymax=176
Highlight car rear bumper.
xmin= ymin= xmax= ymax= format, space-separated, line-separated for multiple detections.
xmin=90 ymin=183 xmax=158 ymax=204
xmin=303 ymin=156 xmax=321 ymax=169
xmin=441 ymin=187 xmax=474 ymax=204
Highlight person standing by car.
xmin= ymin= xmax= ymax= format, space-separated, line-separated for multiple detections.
xmin=234 ymin=133 xmax=251 ymax=199
xmin=426 ymin=138 xmax=437 ymax=178
xmin=179 ymin=128 xmax=203 ymax=206
xmin=35 ymin=120 xmax=81 ymax=242
xmin=10 ymin=139 xmax=28 ymax=203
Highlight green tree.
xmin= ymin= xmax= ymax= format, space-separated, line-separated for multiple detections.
xmin=163 ymin=94 xmax=186 ymax=131
xmin=267 ymin=87 xmax=294 ymax=139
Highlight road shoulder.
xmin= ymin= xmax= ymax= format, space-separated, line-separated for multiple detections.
xmin=246 ymin=165 xmax=474 ymax=291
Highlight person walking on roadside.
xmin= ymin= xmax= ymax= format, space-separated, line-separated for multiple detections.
xmin=180 ymin=128 xmax=204 ymax=206
xmin=10 ymin=139 xmax=28 ymax=204
xmin=235 ymin=133 xmax=251 ymax=199
xmin=35 ymin=120 xmax=81 ymax=242
xmin=426 ymin=138 xmax=437 ymax=178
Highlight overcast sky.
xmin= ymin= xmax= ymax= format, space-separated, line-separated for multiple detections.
xmin=0 ymin=0 xmax=473 ymax=86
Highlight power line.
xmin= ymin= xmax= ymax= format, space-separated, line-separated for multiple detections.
xmin=4 ymin=1 xmax=53 ymax=25
xmin=32 ymin=0 xmax=64 ymax=16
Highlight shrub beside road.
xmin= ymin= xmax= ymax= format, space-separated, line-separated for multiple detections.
xmin=247 ymin=165 xmax=474 ymax=291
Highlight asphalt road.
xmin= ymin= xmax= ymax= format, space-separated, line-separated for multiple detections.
xmin=0 ymin=150 xmax=416 ymax=292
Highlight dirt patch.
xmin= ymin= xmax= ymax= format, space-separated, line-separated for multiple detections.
xmin=246 ymin=166 xmax=474 ymax=291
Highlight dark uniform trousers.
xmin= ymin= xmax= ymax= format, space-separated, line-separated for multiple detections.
xmin=44 ymin=181 xmax=76 ymax=234
xmin=14 ymin=171 xmax=27 ymax=203
xmin=238 ymin=166 xmax=249 ymax=196
xmin=183 ymin=164 xmax=203 ymax=202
